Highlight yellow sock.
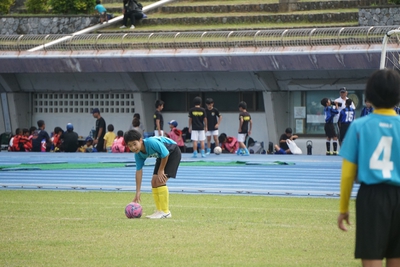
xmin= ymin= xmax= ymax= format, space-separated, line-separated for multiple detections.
xmin=157 ymin=186 xmax=169 ymax=213
xmin=152 ymin=188 xmax=161 ymax=211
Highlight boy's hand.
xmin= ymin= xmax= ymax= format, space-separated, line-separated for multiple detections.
xmin=337 ymin=212 xmax=351 ymax=231
xmin=157 ymin=171 xmax=168 ymax=184
xmin=133 ymin=192 xmax=141 ymax=203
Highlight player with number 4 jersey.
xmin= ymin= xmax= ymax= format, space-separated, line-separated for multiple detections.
xmin=338 ymin=69 xmax=400 ymax=266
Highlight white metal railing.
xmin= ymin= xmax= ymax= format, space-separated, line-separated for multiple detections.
xmin=0 ymin=26 xmax=399 ymax=52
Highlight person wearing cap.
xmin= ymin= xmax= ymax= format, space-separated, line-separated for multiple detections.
xmin=91 ymin=108 xmax=106 ymax=152
xmin=77 ymin=136 xmax=96 ymax=152
xmin=167 ymin=120 xmax=184 ymax=152
xmin=60 ymin=123 xmax=79 ymax=152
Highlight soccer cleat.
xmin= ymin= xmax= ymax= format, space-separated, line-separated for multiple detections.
xmin=206 ymin=148 xmax=211 ymax=155
xmin=145 ymin=211 xmax=161 ymax=218
xmin=326 ymin=151 xmax=332 ymax=155
xmin=192 ymin=151 xmax=198 ymax=158
xmin=149 ymin=211 xmax=171 ymax=219
xmin=236 ymin=149 xmax=241 ymax=155
xmin=130 ymin=25 xmax=135 ymax=29
xmin=332 ymin=151 xmax=338 ymax=155
xmin=241 ymin=153 xmax=250 ymax=156
xmin=120 ymin=25 xmax=126 ymax=29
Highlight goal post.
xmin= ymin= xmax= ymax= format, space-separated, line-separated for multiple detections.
xmin=380 ymin=29 xmax=400 ymax=70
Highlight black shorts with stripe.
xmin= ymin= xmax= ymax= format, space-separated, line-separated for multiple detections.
xmin=153 ymin=144 xmax=181 ymax=178
xmin=324 ymin=123 xmax=337 ymax=138
xmin=355 ymin=183 xmax=400 ymax=259
xmin=339 ymin=123 xmax=350 ymax=143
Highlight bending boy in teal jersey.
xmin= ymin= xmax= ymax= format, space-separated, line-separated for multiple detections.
xmin=124 ymin=130 xmax=181 ymax=219
xmin=338 ymin=69 xmax=400 ymax=266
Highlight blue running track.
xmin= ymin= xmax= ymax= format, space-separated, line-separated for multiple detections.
xmin=0 ymin=152 xmax=358 ymax=198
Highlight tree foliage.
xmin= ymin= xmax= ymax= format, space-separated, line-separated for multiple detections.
xmin=0 ymin=0 xmax=15 ymax=15
xmin=49 ymin=0 xmax=95 ymax=14
xmin=26 ymin=0 xmax=48 ymax=14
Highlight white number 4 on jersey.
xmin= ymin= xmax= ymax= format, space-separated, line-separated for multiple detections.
xmin=370 ymin=136 xmax=394 ymax=179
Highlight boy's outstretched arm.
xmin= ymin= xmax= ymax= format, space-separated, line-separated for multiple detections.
xmin=337 ymin=159 xmax=357 ymax=231
xmin=134 ymin=169 xmax=143 ymax=203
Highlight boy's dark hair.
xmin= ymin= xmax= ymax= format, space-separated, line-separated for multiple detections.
xmin=238 ymin=101 xmax=247 ymax=109
xmin=22 ymin=128 xmax=29 ymax=135
xmin=155 ymin=99 xmax=164 ymax=108
xmin=320 ymin=98 xmax=329 ymax=107
xmin=133 ymin=113 xmax=140 ymax=120
xmin=96 ymin=0 xmax=100 ymax=3
xmin=124 ymin=129 xmax=142 ymax=144
xmin=345 ymin=98 xmax=353 ymax=107
xmin=285 ymin=127 xmax=292 ymax=134
xmin=218 ymin=133 xmax=227 ymax=144
xmin=37 ymin=120 xmax=45 ymax=128
xmin=15 ymin=128 xmax=21 ymax=135
xmin=132 ymin=118 xmax=140 ymax=127
xmin=29 ymin=126 xmax=37 ymax=135
xmin=117 ymin=130 xmax=124 ymax=137
xmin=193 ymin=96 xmax=202 ymax=105
xmin=365 ymin=69 xmax=400 ymax=109
xmin=205 ymin=98 xmax=214 ymax=105
xmin=54 ymin=127 xmax=63 ymax=134
xmin=107 ymin=124 xmax=114 ymax=132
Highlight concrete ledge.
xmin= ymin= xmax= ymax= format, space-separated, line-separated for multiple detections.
xmin=141 ymin=12 xmax=358 ymax=26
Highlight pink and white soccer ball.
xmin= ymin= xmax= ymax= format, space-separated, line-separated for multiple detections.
xmin=125 ymin=202 xmax=143 ymax=219
xmin=214 ymin=146 xmax=222 ymax=155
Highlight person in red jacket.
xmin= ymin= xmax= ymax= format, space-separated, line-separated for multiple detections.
xmin=218 ymin=133 xmax=239 ymax=154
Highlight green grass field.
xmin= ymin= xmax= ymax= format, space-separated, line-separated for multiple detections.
xmin=0 ymin=190 xmax=359 ymax=266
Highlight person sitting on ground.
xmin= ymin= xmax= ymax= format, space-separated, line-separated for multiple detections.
xmin=112 ymin=130 xmax=127 ymax=153
xmin=218 ymin=133 xmax=239 ymax=154
xmin=95 ymin=0 xmax=108 ymax=24
xmin=31 ymin=120 xmax=51 ymax=152
xmin=274 ymin=127 xmax=299 ymax=154
xmin=166 ymin=120 xmax=185 ymax=152
xmin=51 ymin=127 xmax=63 ymax=152
xmin=60 ymin=123 xmax=79 ymax=153
xmin=77 ymin=136 xmax=96 ymax=153
xmin=120 ymin=0 xmax=143 ymax=29
xmin=132 ymin=118 xmax=144 ymax=137
xmin=21 ymin=128 xmax=32 ymax=152
xmin=9 ymin=128 xmax=23 ymax=152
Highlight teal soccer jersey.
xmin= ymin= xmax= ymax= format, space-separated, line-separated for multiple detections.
xmin=340 ymin=111 xmax=400 ymax=186
xmin=135 ymin=137 xmax=176 ymax=171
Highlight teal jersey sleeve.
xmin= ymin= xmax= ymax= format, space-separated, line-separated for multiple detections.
xmin=135 ymin=137 xmax=176 ymax=171
xmin=340 ymin=113 xmax=400 ymax=186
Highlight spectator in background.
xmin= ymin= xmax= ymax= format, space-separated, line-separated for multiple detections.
xmin=51 ymin=126 xmax=63 ymax=152
xmin=154 ymin=99 xmax=164 ymax=137
xmin=188 ymin=96 xmax=207 ymax=158
xmin=274 ymin=127 xmax=298 ymax=154
xmin=31 ymin=120 xmax=51 ymax=152
xmin=77 ymin=136 xmax=96 ymax=153
xmin=218 ymin=133 xmax=239 ymax=154
xmin=132 ymin=118 xmax=144 ymax=136
xmin=92 ymin=108 xmax=106 ymax=152
xmin=120 ymin=0 xmax=143 ymax=29
xmin=103 ymin=124 xmax=116 ymax=152
xmin=21 ymin=128 xmax=32 ymax=152
xmin=129 ymin=113 xmax=145 ymax=133
xmin=205 ymin=98 xmax=222 ymax=155
xmin=60 ymin=123 xmax=79 ymax=152
xmin=237 ymin=101 xmax=252 ymax=156
xmin=338 ymin=99 xmax=356 ymax=146
xmin=360 ymin=99 xmax=373 ymax=117
xmin=112 ymin=130 xmax=127 ymax=153
xmin=321 ymin=98 xmax=339 ymax=155
xmin=167 ymin=120 xmax=184 ymax=152
xmin=9 ymin=128 xmax=23 ymax=152
xmin=95 ymin=0 xmax=108 ymax=24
